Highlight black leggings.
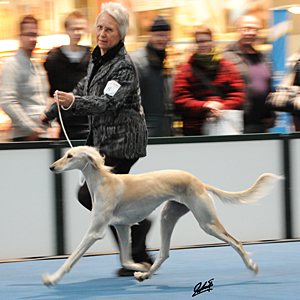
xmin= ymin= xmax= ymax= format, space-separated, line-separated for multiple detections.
xmin=77 ymin=155 xmax=152 ymax=264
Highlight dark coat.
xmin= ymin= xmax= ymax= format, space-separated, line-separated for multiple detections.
xmin=71 ymin=44 xmax=147 ymax=159
xmin=44 ymin=46 xmax=91 ymax=139
xmin=223 ymin=42 xmax=274 ymax=133
xmin=44 ymin=46 xmax=91 ymax=96
xmin=130 ymin=45 xmax=173 ymax=137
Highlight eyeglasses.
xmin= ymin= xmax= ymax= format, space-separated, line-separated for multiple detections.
xmin=239 ymin=27 xmax=258 ymax=33
xmin=152 ymin=32 xmax=170 ymax=39
xmin=21 ymin=33 xmax=38 ymax=38
xmin=196 ymin=39 xmax=212 ymax=44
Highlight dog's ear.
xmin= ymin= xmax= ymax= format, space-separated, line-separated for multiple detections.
xmin=85 ymin=147 xmax=104 ymax=169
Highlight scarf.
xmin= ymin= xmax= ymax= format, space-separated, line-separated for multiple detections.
xmin=193 ymin=49 xmax=222 ymax=71
xmin=89 ymin=41 xmax=124 ymax=86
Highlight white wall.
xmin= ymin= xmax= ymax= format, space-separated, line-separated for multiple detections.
xmin=64 ymin=139 xmax=284 ymax=256
xmin=0 ymin=138 xmax=290 ymax=260
xmin=291 ymin=139 xmax=300 ymax=238
xmin=0 ymin=149 xmax=56 ymax=259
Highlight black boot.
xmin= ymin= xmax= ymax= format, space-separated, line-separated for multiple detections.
xmin=117 ymin=219 xmax=153 ymax=277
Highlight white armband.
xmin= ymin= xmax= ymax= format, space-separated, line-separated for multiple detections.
xmin=104 ymin=80 xmax=121 ymax=96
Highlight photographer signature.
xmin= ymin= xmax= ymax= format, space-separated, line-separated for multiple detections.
xmin=192 ymin=278 xmax=214 ymax=297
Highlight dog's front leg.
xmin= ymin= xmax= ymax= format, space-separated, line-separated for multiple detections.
xmin=42 ymin=232 xmax=98 ymax=286
xmin=42 ymin=210 xmax=109 ymax=287
xmin=114 ymin=225 xmax=150 ymax=272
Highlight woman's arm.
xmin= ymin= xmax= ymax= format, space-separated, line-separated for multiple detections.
xmin=58 ymin=62 xmax=137 ymax=116
xmin=172 ymin=64 xmax=208 ymax=119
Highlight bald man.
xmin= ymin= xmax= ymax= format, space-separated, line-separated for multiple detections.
xmin=223 ymin=15 xmax=276 ymax=133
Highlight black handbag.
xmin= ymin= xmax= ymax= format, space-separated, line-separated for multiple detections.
xmin=265 ymin=86 xmax=300 ymax=113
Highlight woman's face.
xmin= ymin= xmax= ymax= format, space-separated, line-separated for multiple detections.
xmin=195 ymin=33 xmax=213 ymax=55
xmin=95 ymin=12 xmax=121 ymax=55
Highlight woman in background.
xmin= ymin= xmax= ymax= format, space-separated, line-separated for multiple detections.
xmin=172 ymin=25 xmax=245 ymax=135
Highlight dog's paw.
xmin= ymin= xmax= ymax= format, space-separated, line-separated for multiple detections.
xmin=252 ymin=263 xmax=259 ymax=275
xmin=42 ymin=273 xmax=54 ymax=287
xmin=134 ymin=271 xmax=147 ymax=282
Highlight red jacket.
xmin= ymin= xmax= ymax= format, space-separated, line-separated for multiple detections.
xmin=172 ymin=55 xmax=246 ymax=135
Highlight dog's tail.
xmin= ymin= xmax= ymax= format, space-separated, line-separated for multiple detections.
xmin=204 ymin=173 xmax=283 ymax=204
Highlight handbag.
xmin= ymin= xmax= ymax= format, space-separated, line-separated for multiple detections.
xmin=191 ymin=65 xmax=243 ymax=135
xmin=266 ymin=57 xmax=300 ymax=113
xmin=202 ymin=110 xmax=243 ymax=135
xmin=265 ymin=86 xmax=300 ymax=113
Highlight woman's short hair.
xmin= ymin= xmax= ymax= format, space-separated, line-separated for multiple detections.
xmin=64 ymin=11 xmax=84 ymax=29
xmin=95 ymin=2 xmax=129 ymax=39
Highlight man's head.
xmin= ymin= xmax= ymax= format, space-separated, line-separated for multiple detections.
xmin=19 ymin=15 xmax=38 ymax=56
xmin=237 ymin=15 xmax=262 ymax=46
xmin=194 ymin=25 xmax=213 ymax=55
xmin=148 ymin=16 xmax=171 ymax=50
xmin=64 ymin=11 xmax=87 ymax=46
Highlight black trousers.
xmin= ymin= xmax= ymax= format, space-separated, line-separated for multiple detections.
xmin=77 ymin=155 xmax=152 ymax=264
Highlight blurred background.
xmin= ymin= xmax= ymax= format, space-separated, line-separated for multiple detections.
xmin=1 ymin=0 xmax=300 ymax=139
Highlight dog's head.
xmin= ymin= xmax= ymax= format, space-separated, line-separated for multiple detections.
xmin=49 ymin=146 xmax=108 ymax=173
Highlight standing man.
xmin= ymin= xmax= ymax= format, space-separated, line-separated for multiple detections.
xmin=1 ymin=15 xmax=50 ymax=141
xmin=223 ymin=14 xmax=275 ymax=133
xmin=131 ymin=16 xmax=173 ymax=137
xmin=41 ymin=11 xmax=91 ymax=140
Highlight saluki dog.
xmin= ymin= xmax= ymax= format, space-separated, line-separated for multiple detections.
xmin=42 ymin=146 xmax=281 ymax=286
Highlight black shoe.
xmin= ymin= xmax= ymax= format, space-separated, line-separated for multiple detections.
xmin=116 ymin=268 xmax=135 ymax=277
xmin=131 ymin=219 xmax=152 ymax=265
xmin=133 ymin=253 xmax=154 ymax=265
xmin=116 ymin=262 xmax=152 ymax=277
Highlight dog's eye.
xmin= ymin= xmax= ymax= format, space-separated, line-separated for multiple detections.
xmin=67 ymin=154 xmax=73 ymax=159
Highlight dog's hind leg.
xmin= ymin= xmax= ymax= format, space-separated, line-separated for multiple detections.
xmin=134 ymin=201 xmax=190 ymax=282
xmin=190 ymin=192 xmax=259 ymax=275
xmin=42 ymin=211 xmax=109 ymax=286
xmin=114 ymin=225 xmax=149 ymax=272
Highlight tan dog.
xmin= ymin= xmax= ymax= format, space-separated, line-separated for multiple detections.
xmin=42 ymin=146 xmax=281 ymax=286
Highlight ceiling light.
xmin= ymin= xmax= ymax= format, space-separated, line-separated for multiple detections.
xmin=288 ymin=6 xmax=300 ymax=14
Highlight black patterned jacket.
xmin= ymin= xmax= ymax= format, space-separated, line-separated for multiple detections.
xmin=71 ymin=44 xmax=147 ymax=159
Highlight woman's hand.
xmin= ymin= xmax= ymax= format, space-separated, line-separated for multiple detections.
xmin=54 ymin=91 xmax=74 ymax=108
xmin=39 ymin=112 xmax=50 ymax=126
xmin=203 ymin=101 xmax=225 ymax=119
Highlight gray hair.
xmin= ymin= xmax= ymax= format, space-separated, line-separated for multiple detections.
xmin=95 ymin=2 xmax=129 ymax=39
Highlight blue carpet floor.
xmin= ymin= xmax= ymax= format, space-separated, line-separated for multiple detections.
xmin=0 ymin=241 xmax=299 ymax=300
